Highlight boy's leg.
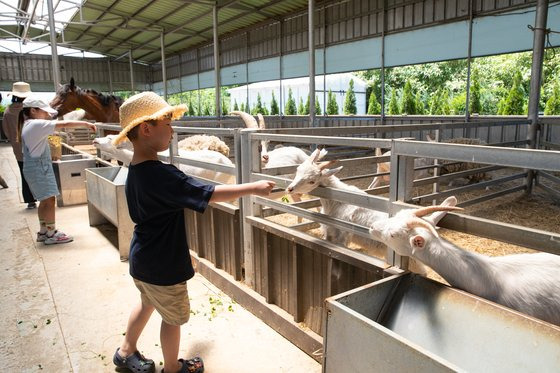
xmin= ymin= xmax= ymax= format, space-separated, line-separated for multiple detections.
xmin=161 ymin=321 xmax=182 ymax=373
xmin=119 ymin=300 xmax=155 ymax=357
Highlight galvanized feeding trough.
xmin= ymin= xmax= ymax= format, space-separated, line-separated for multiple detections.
xmin=323 ymin=273 xmax=560 ymax=373
xmin=85 ymin=166 xmax=133 ymax=261
xmin=52 ymin=153 xmax=97 ymax=207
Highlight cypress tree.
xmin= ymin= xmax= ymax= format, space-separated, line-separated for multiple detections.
xmin=326 ymin=89 xmax=339 ymax=115
xmin=415 ymin=91 xmax=425 ymax=115
xmin=233 ymin=99 xmax=239 ymax=111
xmin=367 ymin=90 xmax=381 ymax=114
xmin=270 ymin=92 xmax=279 ymax=115
xmin=187 ymin=100 xmax=196 ymax=116
xmin=304 ymin=95 xmax=310 ymax=115
xmin=240 ymin=102 xmax=246 ymax=113
xmin=501 ymin=71 xmax=525 ymax=115
xmin=315 ymin=95 xmax=322 ymax=115
xmin=285 ymin=88 xmax=297 ymax=115
xmin=251 ymin=93 xmax=265 ymax=115
xmin=344 ymin=79 xmax=357 ymax=114
xmin=297 ymin=97 xmax=305 ymax=115
xmin=544 ymin=84 xmax=560 ymax=115
xmin=401 ymin=80 xmax=416 ymax=114
xmin=469 ymin=68 xmax=482 ymax=114
xmin=388 ymin=90 xmax=400 ymax=115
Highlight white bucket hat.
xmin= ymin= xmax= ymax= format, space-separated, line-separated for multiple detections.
xmin=112 ymin=91 xmax=187 ymax=145
xmin=22 ymin=96 xmax=58 ymax=117
xmin=10 ymin=81 xmax=32 ymax=98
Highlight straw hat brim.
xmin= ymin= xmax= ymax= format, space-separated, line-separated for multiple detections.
xmin=112 ymin=104 xmax=187 ymax=145
xmin=10 ymin=91 xmax=32 ymax=98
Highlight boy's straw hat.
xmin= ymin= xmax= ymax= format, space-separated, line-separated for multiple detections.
xmin=112 ymin=91 xmax=187 ymax=145
xmin=11 ymin=82 xmax=32 ymax=98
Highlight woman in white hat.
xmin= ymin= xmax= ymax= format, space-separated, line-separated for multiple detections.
xmin=17 ymin=96 xmax=97 ymax=245
xmin=1 ymin=82 xmax=37 ymax=207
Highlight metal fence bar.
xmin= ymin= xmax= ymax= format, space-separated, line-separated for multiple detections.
xmin=392 ymin=140 xmax=560 ymax=172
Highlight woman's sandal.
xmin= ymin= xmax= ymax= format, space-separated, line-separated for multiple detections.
xmin=113 ymin=348 xmax=155 ymax=373
xmin=162 ymin=357 xmax=204 ymax=373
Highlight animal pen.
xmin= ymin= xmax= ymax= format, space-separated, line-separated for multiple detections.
xmin=90 ymin=116 xmax=560 ymax=366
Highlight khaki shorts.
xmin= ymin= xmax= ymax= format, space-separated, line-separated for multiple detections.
xmin=133 ymin=279 xmax=190 ymax=326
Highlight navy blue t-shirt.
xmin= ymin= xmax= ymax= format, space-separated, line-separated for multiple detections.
xmin=125 ymin=160 xmax=215 ymax=286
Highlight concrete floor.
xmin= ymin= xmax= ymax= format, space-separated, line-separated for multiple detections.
xmin=0 ymin=143 xmax=321 ymax=373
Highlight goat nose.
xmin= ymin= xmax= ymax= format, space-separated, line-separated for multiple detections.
xmin=263 ymin=155 xmax=269 ymax=161
xmin=287 ymin=186 xmax=293 ymax=192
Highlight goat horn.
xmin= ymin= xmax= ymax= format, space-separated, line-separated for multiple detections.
xmin=407 ymin=218 xmax=439 ymax=237
xmin=413 ymin=205 xmax=463 ymax=218
xmin=230 ymin=111 xmax=258 ymax=128
xmin=319 ymin=160 xmax=337 ymax=170
xmin=257 ymin=113 xmax=266 ymax=129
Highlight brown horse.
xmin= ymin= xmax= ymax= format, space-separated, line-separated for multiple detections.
xmin=50 ymin=77 xmax=123 ymax=123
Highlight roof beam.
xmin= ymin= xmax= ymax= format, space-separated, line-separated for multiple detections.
xmin=100 ymin=1 xmax=199 ymax=57
xmin=135 ymin=0 xmax=286 ymax=62
xmin=72 ymin=0 xmax=120 ymax=41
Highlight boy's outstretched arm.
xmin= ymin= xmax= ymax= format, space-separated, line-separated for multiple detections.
xmin=210 ymin=180 xmax=275 ymax=203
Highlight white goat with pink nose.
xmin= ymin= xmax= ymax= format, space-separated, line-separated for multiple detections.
xmin=286 ymin=148 xmax=456 ymax=274
xmin=368 ymin=202 xmax=560 ymax=326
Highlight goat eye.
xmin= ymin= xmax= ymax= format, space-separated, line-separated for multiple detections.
xmin=390 ymin=234 xmax=394 ymax=238
xmin=309 ymin=181 xmax=315 ymax=185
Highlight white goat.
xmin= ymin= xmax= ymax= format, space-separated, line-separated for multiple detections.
xmin=286 ymin=149 xmax=456 ymax=274
xmin=368 ymin=202 xmax=560 ymax=326
xmin=232 ymin=111 xmax=309 ymax=211
xmin=93 ymin=134 xmax=233 ymax=184
xmin=177 ymin=134 xmax=229 ymax=157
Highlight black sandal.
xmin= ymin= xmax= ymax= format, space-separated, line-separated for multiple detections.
xmin=162 ymin=357 xmax=204 ymax=373
xmin=113 ymin=348 xmax=155 ymax=373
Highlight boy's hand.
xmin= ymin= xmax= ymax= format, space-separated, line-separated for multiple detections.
xmin=87 ymin=122 xmax=98 ymax=132
xmin=253 ymin=180 xmax=275 ymax=196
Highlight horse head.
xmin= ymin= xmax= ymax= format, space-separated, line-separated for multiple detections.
xmin=50 ymin=77 xmax=122 ymax=123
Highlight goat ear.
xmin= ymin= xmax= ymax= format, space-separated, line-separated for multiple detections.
xmin=309 ymin=148 xmax=321 ymax=163
xmin=322 ymin=165 xmax=343 ymax=177
xmin=409 ymin=234 xmax=425 ymax=255
xmin=317 ymin=148 xmax=328 ymax=161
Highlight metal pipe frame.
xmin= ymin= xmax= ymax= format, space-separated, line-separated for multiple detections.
xmin=308 ymin=0 xmax=316 ymax=127
xmin=213 ymin=5 xmax=221 ymax=118
xmin=46 ymin=0 xmax=61 ymax=89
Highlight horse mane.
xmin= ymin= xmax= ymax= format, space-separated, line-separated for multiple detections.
xmin=82 ymin=88 xmax=123 ymax=108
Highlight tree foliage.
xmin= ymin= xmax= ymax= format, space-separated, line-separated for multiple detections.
xmin=344 ymin=79 xmax=357 ymax=114
xmin=544 ymin=84 xmax=560 ymax=115
xmin=401 ymin=80 xmax=416 ymax=114
xmin=270 ymin=92 xmax=279 ymax=115
xmin=499 ymin=71 xmax=525 ymax=115
xmin=469 ymin=68 xmax=482 ymax=114
xmin=388 ymin=90 xmax=400 ymax=115
xmin=326 ymin=89 xmax=339 ymax=115
xmin=285 ymin=88 xmax=297 ymax=115
xmin=367 ymin=89 xmax=381 ymax=114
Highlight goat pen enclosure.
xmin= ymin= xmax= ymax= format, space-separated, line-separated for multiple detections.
xmin=91 ymin=118 xmax=560 ymax=361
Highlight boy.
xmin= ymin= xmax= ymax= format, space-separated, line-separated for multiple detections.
xmin=112 ymin=92 xmax=274 ymax=373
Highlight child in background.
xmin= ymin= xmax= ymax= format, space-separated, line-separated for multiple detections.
xmin=111 ymin=92 xmax=275 ymax=373
xmin=1 ymin=82 xmax=37 ymax=208
xmin=18 ymin=96 xmax=96 ymax=245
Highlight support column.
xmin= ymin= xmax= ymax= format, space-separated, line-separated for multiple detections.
xmin=46 ymin=0 xmax=61 ymax=89
xmin=308 ymin=0 xmax=316 ymax=127
xmin=213 ymin=5 xmax=221 ymax=117
xmin=526 ymin=0 xmax=549 ymax=193
xmin=380 ymin=0 xmax=386 ymax=123
xmin=161 ymin=31 xmax=167 ymax=100
xmin=464 ymin=0 xmax=474 ymax=129
xmin=129 ymin=50 xmax=135 ymax=93
xmin=107 ymin=59 xmax=113 ymax=94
